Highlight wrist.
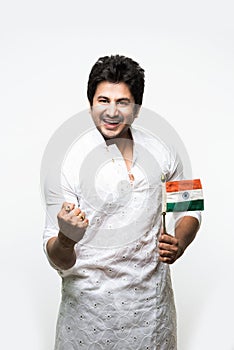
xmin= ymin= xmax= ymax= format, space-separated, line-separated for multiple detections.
xmin=177 ymin=243 xmax=185 ymax=259
xmin=57 ymin=231 xmax=76 ymax=249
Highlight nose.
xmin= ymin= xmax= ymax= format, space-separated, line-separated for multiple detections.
xmin=106 ymin=103 xmax=118 ymax=118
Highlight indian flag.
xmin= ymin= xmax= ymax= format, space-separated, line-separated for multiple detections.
xmin=164 ymin=179 xmax=204 ymax=212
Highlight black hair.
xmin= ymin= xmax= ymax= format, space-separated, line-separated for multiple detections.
xmin=87 ymin=55 xmax=145 ymax=106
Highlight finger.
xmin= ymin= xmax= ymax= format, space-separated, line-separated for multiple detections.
xmin=78 ymin=211 xmax=85 ymax=221
xmin=159 ymin=256 xmax=173 ymax=264
xmin=74 ymin=217 xmax=89 ymax=227
xmin=57 ymin=203 xmax=74 ymax=220
xmin=62 ymin=202 xmax=74 ymax=210
xmin=158 ymin=233 xmax=175 ymax=244
xmin=158 ymin=239 xmax=178 ymax=250
xmin=70 ymin=212 xmax=87 ymax=225
xmin=71 ymin=208 xmax=86 ymax=221
xmin=158 ymin=242 xmax=176 ymax=252
xmin=158 ymin=248 xmax=175 ymax=258
xmin=160 ymin=227 xmax=168 ymax=235
xmin=61 ymin=202 xmax=75 ymax=214
xmin=82 ymin=218 xmax=89 ymax=226
xmin=158 ymin=247 xmax=177 ymax=264
xmin=72 ymin=208 xmax=81 ymax=216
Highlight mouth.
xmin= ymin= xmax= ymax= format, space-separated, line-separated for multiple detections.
xmin=102 ymin=117 xmax=123 ymax=128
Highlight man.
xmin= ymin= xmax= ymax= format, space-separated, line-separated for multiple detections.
xmin=43 ymin=55 xmax=201 ymax=349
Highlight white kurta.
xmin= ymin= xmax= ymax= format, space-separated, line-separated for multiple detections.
xmin=43 ymin=127 xmax=201 ymax=350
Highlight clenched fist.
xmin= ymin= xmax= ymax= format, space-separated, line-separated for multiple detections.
xmin=158 ymin=232 xmax=184 ymax=264
xmin=57 ymin=202 xmax=89 ymax=244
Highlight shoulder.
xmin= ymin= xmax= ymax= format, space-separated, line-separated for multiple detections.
xmin=131 ymin=126 xmax=181 ymax=180
xmin=62 ymin=128 xmax=105 ymax=169
xmin=132 ymin=126 xmax=175 ymax=157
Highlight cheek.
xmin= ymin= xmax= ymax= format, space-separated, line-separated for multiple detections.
xmin=124 ymin=113 xmax=135 ymax=124
xmin=91 ymin=108 xmax=103 ymax=121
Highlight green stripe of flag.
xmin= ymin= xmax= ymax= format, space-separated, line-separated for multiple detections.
xmin=166 ymin=199 xmax=204 ymax=212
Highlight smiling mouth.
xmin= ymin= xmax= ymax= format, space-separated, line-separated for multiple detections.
xmin=102 ymin=118 xmax=122 ymax=125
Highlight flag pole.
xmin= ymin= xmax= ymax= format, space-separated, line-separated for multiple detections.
xmin=161 ymin=173 xmax=167 ymax=233
xmin=162 ymin=211 xmax=166 ymax=233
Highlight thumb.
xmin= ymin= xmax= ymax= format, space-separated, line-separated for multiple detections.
xmin=160 ymin=226 xmax=168 ymax=236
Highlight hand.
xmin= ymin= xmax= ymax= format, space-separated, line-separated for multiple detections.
xmin=57 ymin=202 xmax=89 ymax=244
xmin=158 ymin=231 xmax=184 ymax=264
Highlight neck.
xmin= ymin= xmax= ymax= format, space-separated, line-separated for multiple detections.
xmin=105 ymin=128 xmax=132 ymax=148
xmin=105 ymin=128 xmax=132 ymax=146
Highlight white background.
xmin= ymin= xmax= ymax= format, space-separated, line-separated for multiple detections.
xmin=1 ymin=0 xmax=233 ymax=349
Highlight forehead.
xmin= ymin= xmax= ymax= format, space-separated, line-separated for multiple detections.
xmin=94 ymin=81 xmax=133 ymax=100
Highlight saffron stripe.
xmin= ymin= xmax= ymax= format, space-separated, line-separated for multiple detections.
xmin=166 ymin=179 xmax=202 ymax=193
xmin=166 ymin=199 xmax=204 ymax=212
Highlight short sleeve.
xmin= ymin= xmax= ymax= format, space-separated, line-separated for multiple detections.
xmin=166 ymin=147 xmax=202 ymax=226
xmin=42 ymin=160 xmax=80 ymax=271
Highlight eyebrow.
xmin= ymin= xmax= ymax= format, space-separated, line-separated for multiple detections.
xmin=97 ymin=96 xmax=131 ymax=102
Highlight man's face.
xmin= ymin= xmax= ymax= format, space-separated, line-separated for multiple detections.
xmin=91 ymin=81 xmax=137 ymax=140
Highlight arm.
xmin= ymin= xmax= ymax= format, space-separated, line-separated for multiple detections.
xmin=158 ymin=215 xmax=200 ymax=264
xmin=46 ymin=233 xmax=77 ymax=270
xmin=46 ymin=203 xmax=89 ymax=270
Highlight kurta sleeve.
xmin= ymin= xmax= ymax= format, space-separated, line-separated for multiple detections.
xmin=166 ymin=146 xmax=202 ymax=227
xmin=42 ymin=160 xmax=80 ymax=274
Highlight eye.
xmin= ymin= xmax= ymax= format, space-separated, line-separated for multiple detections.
xmin=98 ymin=98 xmax=109 ymax=104
xmin=117 ymin=100 xmax=130 ymax=106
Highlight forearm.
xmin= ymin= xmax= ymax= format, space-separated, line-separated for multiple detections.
xmin=175 ymin=215 xmax=200 ymax=258
xmin=46 ymin=232 xmax=77 ymax=270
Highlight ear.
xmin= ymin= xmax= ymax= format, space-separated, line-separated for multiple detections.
xmin=133 ymin=104 xmax=141 ymax=118
xmin=88 ymin=104 xmax=92 ymax=114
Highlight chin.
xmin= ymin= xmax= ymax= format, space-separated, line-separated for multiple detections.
xmin=97 ymin=125 xmax=131 ymax=141
xmin=97 ymin=127 xmax=118 ymax=140
xmin=102 ymin=132 xmax=119 ymax=141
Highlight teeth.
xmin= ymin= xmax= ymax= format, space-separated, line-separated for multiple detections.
xmin=103 ymin=119 xmax=120 ymax=124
